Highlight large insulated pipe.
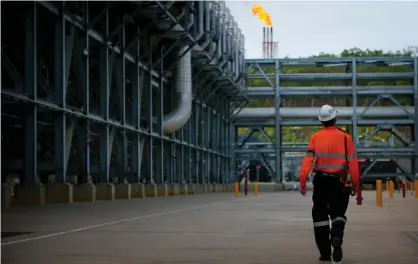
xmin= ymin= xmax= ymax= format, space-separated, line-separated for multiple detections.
xmin=162 ymin=46 xmax=192 ymax=134
xmin=235 ymin=107 xmax=414 ymax=119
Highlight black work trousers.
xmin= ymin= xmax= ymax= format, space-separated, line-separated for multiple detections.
xmin=312 ymin=171 xmax=350 ymax=257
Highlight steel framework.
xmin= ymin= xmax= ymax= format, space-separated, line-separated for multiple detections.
xmin=1 ymin=1 xmax=247 ymax=185
xmin=233 ymin=57 xmax=418 ymax=182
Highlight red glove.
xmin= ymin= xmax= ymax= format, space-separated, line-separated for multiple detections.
xmin=300 ymin=184 xmax=307 ymax=196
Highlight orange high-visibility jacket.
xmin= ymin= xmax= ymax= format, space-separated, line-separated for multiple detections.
xmin=299 ymin=126 xmax=360 ymax=187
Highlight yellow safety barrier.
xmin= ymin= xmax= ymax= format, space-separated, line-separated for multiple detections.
xmin=414 ymin=181 xmax=418 ymax=199
xmin=388 ymin=180 xmax=394 ymax=199
xmin=253 ymin=182 xmax=259 ymax=196
xmin=234 ymin=182 xmax=239 ymax=196
xmin=376 ymin=180 xmax=383 ymax=207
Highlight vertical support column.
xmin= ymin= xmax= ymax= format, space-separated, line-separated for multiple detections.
xmin=194 ymin=102 xmax=199 ymax=183
xmin=99 ymin=8 xmax=110 ymax=183
xmin=199 ymin=104 xmax=205 ymax=183
xmin=117 ymin=23 xmax=127 ymax=181
xmin=274 ymin=60 xmax=282 ymax=183
xmin=352 ymin=58 xmax=358 ymax=164
xmin=24 ymin=2 xmax=38 ymax=184
xmin=414 ymin=57 xmax=418 ymax=180
xmin=156 ymin=45 xmax=164 ymax=184
xmin=54 ymin=5 xmax=67 ymax=182
xmin=81 ymin=2 xmax=90 ymax=182
xmin=132 ymin=29 xmax=143 ymax=182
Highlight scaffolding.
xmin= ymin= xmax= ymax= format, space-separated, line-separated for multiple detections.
xmin=234 ymin=57 xmax=418 ymax=183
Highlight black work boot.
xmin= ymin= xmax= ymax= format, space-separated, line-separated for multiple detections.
xmin=331 ymin=237 xmax=343 ymax=263
xmin=319 ymin=255 xmax=331 ymax=261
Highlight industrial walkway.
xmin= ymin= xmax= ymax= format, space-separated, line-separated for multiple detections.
xmin=2 ymin=192 xmax=418 ymax=264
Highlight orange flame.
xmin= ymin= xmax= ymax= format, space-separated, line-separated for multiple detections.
xmin=251 ymin=4 xmax=272 ymax=27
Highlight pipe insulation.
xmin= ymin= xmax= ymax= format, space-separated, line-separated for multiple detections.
xmin=162 ymin=46 xmax=192 ymax=134
xmin=235 ymin=107 xmax=414 ymax=119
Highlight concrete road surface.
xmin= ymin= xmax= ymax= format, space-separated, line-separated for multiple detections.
xmin=2 ymin=191 xmax=418 ymax=264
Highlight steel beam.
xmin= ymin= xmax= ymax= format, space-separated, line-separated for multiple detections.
xmin=235 ymin=147 xmax=415 ymax=154
xmin=245 ymin=86 xmax=414 ymax=98
xmin=233 ymin=119 xmax=415 ymax=127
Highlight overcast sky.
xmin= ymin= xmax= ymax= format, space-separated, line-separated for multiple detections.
xmin=226 ymin=1 xmax=418 ymax=58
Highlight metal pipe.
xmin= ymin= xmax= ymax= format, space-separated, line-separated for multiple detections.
xmin=235 ymin=107 xmax=414 ymax=119
xmin=162 ymin=46 xmax=192 ymax=134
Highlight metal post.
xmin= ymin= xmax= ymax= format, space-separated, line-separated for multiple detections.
xmin=54 ymin=5 xmax=67 ymax=183
xmin=414 ymin=57 xmax=418 ymax=180
xmin=274 ymin=59 xmax=282 ymax=183
xmin=24 ymin=2 xmax=38 ymax=185
xmin=99 ymin=8 xmax=111 ymax=183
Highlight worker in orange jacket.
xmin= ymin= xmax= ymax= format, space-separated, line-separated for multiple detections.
xmin=299 ymin=104 xmax=360 ymax=263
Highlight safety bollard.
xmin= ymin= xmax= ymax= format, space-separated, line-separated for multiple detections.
xmin=244 ymin=169 xmax=248 ymax=196
xmin=376 ymin=180 xmax=383 ymax=207
xmin=386 ymin=180 xmax=389 ymax=193
xmin=234 ymin=182 xmax=239 ymax=196
xmin=253 ymin=182 xmax=259 ymax=196
xmin=411 ymin=182 xmax=414 ymax=196
xmin=356 ymin=185 xmax=363 ymax=205
xmin=414 ymin=181 xmax=418 ymax=199
xmin=388 ymin=180 xmax=394 ymax=199
xmin=402 ymin=180 xmax=406 ymax=198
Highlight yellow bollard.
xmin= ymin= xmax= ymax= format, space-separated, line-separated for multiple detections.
xmin=376 ymin=180 xmax=383 ymax=207
xmin=388 ymin=180 xmax=394 ymax=199
xmin=253 ymin=182 xmax=259 ymax=196
xmin=414 ymin=181 xmax=418 ymax=199
xmin=234 ymin=182 xmax=239 ymax=196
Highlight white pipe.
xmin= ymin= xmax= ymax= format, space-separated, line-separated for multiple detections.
xmin=162 ymin=46 xmax=192 ymax=134
xmin=235 ymin=107 xmax=414 ymax=119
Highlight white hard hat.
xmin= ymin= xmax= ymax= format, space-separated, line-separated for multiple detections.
xmin=318 ymin=104 xmax=338 ymax=122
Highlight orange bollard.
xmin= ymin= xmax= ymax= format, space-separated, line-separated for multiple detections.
xmin=402 ymin=180 xmax=406 ymax=198
xmin=376 ymin=180 xmax=383 ymax=207
xmin=253 ymin=182 xmax=259 ymax=196
xmin=234 ymin=182 xmax=239 ymax=196
xmin=414 ymin=181 xmax=418 ymax=199
xmin=388 ymin=180 xmax=394 ymax=199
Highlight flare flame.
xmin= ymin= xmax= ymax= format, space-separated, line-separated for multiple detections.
xmin=251 ymin=4 xmax=272 ymax=27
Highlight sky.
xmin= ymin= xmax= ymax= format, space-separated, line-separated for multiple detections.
xmin=225 ymin=1 xmax=418 ymax=58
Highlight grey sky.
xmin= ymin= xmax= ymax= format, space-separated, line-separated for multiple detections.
xmin=226 ymin=1 xmax=418 ymax=58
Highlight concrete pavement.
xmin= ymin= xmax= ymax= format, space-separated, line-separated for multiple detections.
xmin=2 ymin=191 xmax=418 ymax=264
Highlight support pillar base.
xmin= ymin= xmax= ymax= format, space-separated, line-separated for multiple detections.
xmin=15 ymin=184 xmax=45 ymax=206
xmin=2 ymin=184 xmax=13 ymax=210
xmin=178 ymin=184 xmax=187 ymax=195
xmin=47 ymin=183 xmax=73 ymax=204
xmin=74 ymin=183 xmax=96 ymax=202
xmin=186 ymin=184 xmax=195 ymax=194
xmin=144 ymin=184 xmax=157 ymax=197
xmin=96 ymin=183 xmax=115 ymax=200
xmin=274 ymin=183 xmax=285 ymax=192
xmin=131 ymin=183 xmax=145 ymax=198
xmin=115 ymin=183 xmax=132 ymax=199
xmin=156 ymin=184 xmax=168 ymax=197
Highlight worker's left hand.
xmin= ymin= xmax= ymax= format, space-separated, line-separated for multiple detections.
xmin=300 ymin=184 xmax=307 ymax=196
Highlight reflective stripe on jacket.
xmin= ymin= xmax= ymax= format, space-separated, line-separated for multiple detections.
xmin=299 ymin=126 xmax=360 ymax=186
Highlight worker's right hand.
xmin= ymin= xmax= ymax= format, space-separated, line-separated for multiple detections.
xmin=300 ymin=184 xmax=307 ymax=196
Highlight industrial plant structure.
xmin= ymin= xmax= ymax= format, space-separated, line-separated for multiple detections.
xmin=1 ymin=1 xmax=418 ymax=205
